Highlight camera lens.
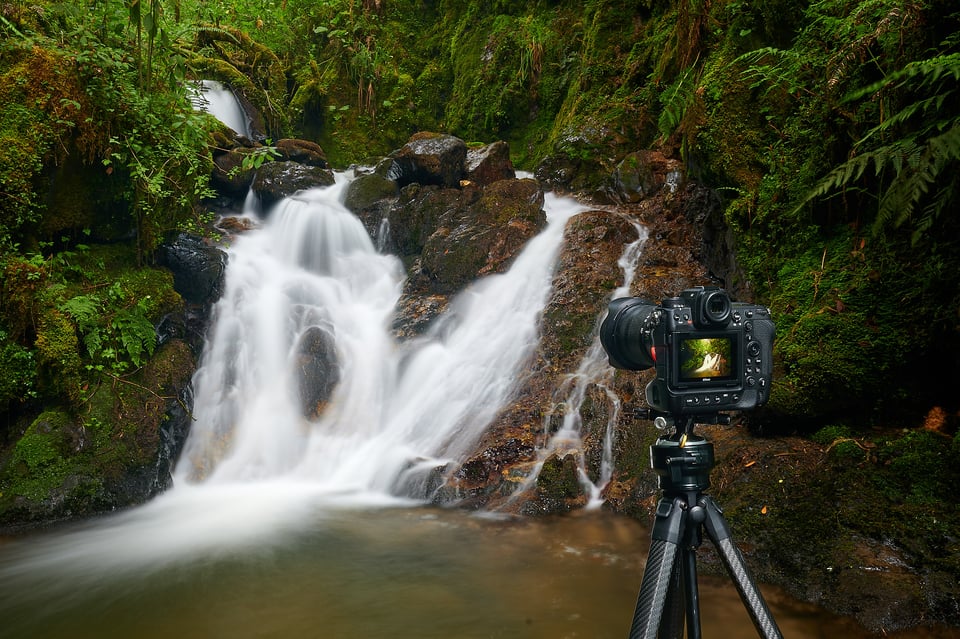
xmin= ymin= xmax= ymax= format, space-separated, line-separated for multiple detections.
xmin=700 ymin=289 xmax=731 ymax=327
xmin=599 ymin=297 xmax=657 ymax=371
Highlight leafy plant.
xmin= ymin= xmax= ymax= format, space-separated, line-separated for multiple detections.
xmin=240 ymin=143 xmax=281 ymax=172
xmin=60 ymin=288 xmax=157 ymax=374
xmin=801 ymin=53 xmax=960 ymax=245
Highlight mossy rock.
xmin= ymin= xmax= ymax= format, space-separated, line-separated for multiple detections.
xmin=0 ymin=410 xmax=107 ymax=524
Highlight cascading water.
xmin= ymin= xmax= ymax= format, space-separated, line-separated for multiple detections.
xmin=178 ymin=177 xmax=587 ymax=499
xmin=508 ymin=223 xmax=647 ymax=508
xmin=0 ymin=88 xmax=874 ymax=639
xmin=188 ymin=80 xmax=253 ymax=138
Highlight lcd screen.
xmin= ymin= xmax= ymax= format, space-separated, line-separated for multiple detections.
xmin=677 ymin=336 xmax=735 ymax=382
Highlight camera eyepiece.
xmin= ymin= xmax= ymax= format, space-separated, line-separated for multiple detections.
xmin=682 ymin=286 xmax=732 ymax=328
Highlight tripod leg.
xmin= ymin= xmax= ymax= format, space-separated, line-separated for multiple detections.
xmin=700 ymin=496 xmax=784 ymax=639
xmin=629 ymin=497 xmax=685 ymax=639
xmin=657 ymin=551 xmax=685 ymax=639
xmin=680 ymin=544 xmax=702 ymax=639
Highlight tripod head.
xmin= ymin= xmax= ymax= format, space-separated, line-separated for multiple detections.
xmin=633 ymin=409 xmax=730 ymax=495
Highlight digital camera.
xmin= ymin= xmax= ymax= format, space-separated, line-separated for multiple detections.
xmin=599 ymin=286 xmax=774 ymax=416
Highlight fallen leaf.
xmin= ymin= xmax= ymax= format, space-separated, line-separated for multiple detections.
xmin=761 ymin=505 xmax=769 ymax=515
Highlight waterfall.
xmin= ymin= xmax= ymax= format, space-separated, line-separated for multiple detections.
xmin=175 ymin=181 xmax=587 ymax=499
xmin=178 ymin=81 xmax=592 ymax=501
xmin=509 ymin=222 xmax=647 ymax=508
xmin=188 ymin=80 xmax=252 ymax=138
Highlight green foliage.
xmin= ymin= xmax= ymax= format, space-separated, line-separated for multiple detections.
xmin=0 ymin=242 xmax=179 ymax=413
xmin=803 ymin=53 xmax=960 ymax=245
xmin=873 ymin=429 xmax=955 ymax=506
xmin=239 ymin=143 xmax=281 ymax=172
xmin=59 ymin=289 xmax=157 ymax=373
xmin=0 ymin=330 xmax=37 ymax=409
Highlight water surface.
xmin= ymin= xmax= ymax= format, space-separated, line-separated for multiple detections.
xmin=1 ymin=500 xmax=947 ymax=639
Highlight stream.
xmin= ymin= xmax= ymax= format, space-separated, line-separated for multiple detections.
xmin=0 ymin=502 xmax=921 ymax=639
xmin=0 ymin=82 xmax=954 ymax=639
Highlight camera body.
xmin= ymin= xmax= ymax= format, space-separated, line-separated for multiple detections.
xmin=600 ymin=286 xmax=774 ymax=416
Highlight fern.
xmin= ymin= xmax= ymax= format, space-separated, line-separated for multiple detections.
xmin=112 ymin=302 xmax=157 ymax=368
xmin=61 ymin=295 xmax=104 ymax=356
xmin=800 ymin=52 xmax=960 ymax=244
xmin=60 ymin=293 xmax=157 ymax=370
xmin=735 ymin=47 xmax=810 ymax=98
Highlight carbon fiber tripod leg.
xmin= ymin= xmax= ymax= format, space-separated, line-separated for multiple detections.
xmin=629 ymin=497 xmax=685 ymax=639
xmin=629 ymin=538 xmax=677 ymax=639
xmin=700 ymin=496 xmax=784 ymax=639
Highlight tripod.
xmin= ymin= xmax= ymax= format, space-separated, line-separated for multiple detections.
xmin=628 ymin=414 xmax=783 ymax=639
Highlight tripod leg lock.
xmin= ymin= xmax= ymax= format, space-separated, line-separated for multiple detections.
xmin=651 ymin=497 xmax=687 ymax=545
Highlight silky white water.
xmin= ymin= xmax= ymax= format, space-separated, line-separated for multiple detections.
xmin=0 ymin=174 xmax=587 ymax=579
xmin=507 ymin=220 xmax=648 ymax=509
xmin=179 ymin=176 xmax=588 ymax=496
xmin=188 ymin=80 xmax=252 ymax=138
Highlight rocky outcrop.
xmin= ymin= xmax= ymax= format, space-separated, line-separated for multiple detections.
xmin=295 ymin=325 xmax=339 ymax=420
xmin=252 ymin=161 xmax=336 ymax=212
xmin=386 ymin=132 xmax=468 ymax=188
xmin=337 ymin=136 xmax=543 ymax=336
xmin=157 ymin=233 xmax=227 ymax=308
xmin=208 ymin=129 xmax=334 ymax=210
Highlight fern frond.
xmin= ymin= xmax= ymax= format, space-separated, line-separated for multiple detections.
xmin=872 ymin=126 xmax=959 ymax=237
xmin=734 ymin=47 xmax=807 ymax=95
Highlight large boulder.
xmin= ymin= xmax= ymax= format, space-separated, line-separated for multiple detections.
xmin=0 ymin=338 xmax=195 ymax=529
xmin=252 ymin=161 xmax=336 ymax=212
xmin=394 ymin=178 xmax=546 ymax=296
xmin=157 ymin=233 xmax=227 ymax=307
xmin=342 ymin=169 xmax=401 ymax=246
xmin=386 ymin=132 xmax=467 ymax=188
xmin=420 ymin=178 xmax=544 ymax=292
xmin=275 ymin=138 xmax=329 ymax=167
xmin=464 ymin=140 xmax=516 ymax=186
xmin=295 ymin=325 xmax=340 ymax=420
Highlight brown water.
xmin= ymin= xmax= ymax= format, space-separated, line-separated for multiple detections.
xmin=0 ymin=506 xmax=955 ymax=639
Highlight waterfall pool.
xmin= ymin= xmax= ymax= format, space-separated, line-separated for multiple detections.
xmin=0 ymin=501 xmax=930 ymax=639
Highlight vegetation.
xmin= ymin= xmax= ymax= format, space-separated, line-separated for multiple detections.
xmin=0 ymin=0 xmax=957 ymax=545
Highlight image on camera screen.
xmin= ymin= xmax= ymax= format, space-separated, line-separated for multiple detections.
xmin=678 ymin=336 xmax=734 ymax=381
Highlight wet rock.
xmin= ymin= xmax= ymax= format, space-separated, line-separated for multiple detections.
xmin=537 ymin=452 xmax=586 ymax=499
xmin=452 ymin=437 xmax=537 ymax=497
xmin=343 ymin=172 xmax=400 ymax=214
xmin=386 ymin=132 xmax=467 ymax=188
xmin=440 ymin=184 xmax=719 ymax=516
xmin=392 ymin=293 xmax=449 ymax=340
xmin=252 ymin=161 xmax=336 ymax=212
xmin=157 ymin=232 xmax=227 ymax=307
xmin=211 ymin=147 xmax=256 ymax=197
xmin=464 ymin=140 xmax=516 ymax=186
xmin=534 ymin=123 xmax=632 ymax=200
xmin=541 ymin=210 xmax=640 ymax=359
xmin=295 ymin=326 xmax=339 ymax=420
xmin=389 ymin=184 xmax=464 ymax=258
xmin=680 ymin=182 xmax=754 ymax=300
xmin=217 ymin=215 xmax=258 ymax=236
xmin=614 ymin=150 xmax=685 ymax=203
xmin=0 ymin=339 xmax=195 ymax=529
xmin=275 ymin=138 xmax=329 ymax=167
xmin=419 ymin=178 xmax=546 ymax=294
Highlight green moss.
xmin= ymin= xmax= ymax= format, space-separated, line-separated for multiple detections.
xmin=873 ymin=430 xmax=955 ymax=506
xmin=0 ymin=335 xmax=37 ymax=409
xmin=536 ymin=453 xmax=584 ymax=500
xmin=3 ymin=410 xmax=79 ymax=503
xmin=34 ymin=308 xmax=83 ymax=404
